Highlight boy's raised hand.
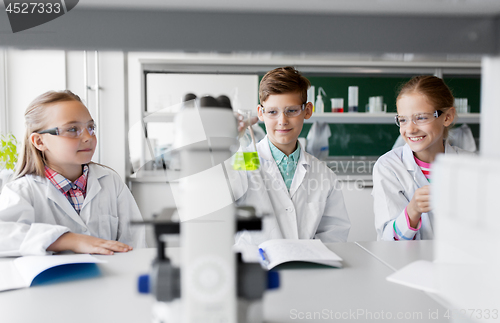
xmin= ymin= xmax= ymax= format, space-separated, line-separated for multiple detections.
xmin=47 ymin=232 xmax=133 ymax=255
xmin=236 ymin=112 xmax=259 ymax=135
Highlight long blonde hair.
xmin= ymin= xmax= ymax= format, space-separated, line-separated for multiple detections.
xmin=14 ymin=90 xmax=83 ymax=179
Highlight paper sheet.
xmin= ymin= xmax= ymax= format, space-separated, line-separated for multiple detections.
xmin=386 ymin=260 xmax=438 ymax=293
xmin=0 ymin=261 xmax=26 ymax=291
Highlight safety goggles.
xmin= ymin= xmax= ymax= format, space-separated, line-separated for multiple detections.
xmin=36 ymin=122 xmax=96 ymax=138
xmin=395 ymin=110 xmax=443 ymax=127
xmin=260 ymin=104 xmax=306 ymax=119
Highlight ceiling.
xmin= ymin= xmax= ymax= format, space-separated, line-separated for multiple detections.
xmin=78 ymin=0 xmax=500 ymax=16
xmin=1 ymin=0 xmax=498 ymax=54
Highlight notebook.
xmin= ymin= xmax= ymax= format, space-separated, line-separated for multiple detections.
xmin=0 ymin=254 xmax=105 ymax=292
xmin=236 ymin=239 xmax=343 ymax=270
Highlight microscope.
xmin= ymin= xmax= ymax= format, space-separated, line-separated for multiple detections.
xmin=137 ymin=95 xmax=279 ymax=323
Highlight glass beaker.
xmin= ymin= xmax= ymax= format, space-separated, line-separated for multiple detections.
xmin=331 ymin=98 xmax=344 ymax=113
xmin=233 ymin=110 xmax=260 ymax=171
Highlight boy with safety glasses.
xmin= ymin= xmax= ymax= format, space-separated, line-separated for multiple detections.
xmin=234 ymin=66 xmax=350 ymax=245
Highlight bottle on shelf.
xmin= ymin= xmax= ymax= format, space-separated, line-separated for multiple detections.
xmin=348 ymin=86 xmax=358 ymax=113
xmin=316 ymin=87 xmax=326 ymax=113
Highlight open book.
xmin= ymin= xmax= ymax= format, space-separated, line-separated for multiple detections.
xmin=0 ymin=254 xmax=105 ymax=292
xmin=236 ymin=239 xmax=343 ymax=270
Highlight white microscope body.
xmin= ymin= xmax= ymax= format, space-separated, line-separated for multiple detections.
xmin=139 ymin=96 xmax=272 ymax=323
xmin=172 ymin=100 xmax=238 ymax=323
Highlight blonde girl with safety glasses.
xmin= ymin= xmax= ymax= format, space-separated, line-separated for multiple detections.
xmin=0 ymin=91 xmax=146 ymax=256
xmin=372 ymin=76 xmax=474 ymax=241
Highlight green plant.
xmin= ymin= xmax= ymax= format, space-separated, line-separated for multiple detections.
xmin=0 ymin=133 xmax=18 ymax=171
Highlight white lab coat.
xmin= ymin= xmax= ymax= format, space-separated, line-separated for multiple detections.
xmin=372 ymin=143 xmax=474 ymax=241
xmin=230 ymin=136 xmax=350 ymax=245
xmin=0 ymin=163 xmax=146 ymax=256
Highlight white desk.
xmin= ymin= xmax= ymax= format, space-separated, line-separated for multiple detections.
xmin=355 ymin=240 xmax=435 ymax=271
xmin=354 ymin=240 xmax=471 ymax=322
xmin=265 ymin=242 xmax=449 ymax=322
xmin=0 ymin=250 xmax=156 ymax=323
xmin=0 ymin=242 xmax=451 ymax=323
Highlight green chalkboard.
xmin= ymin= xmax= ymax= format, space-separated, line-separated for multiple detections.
xmin=257 ymin=74 xmax=481 ymax=156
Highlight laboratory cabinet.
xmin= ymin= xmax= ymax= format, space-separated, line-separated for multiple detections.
xmin=128 ymin=173 xmax=177 ymax=247
xmin=341 ymin=178 xmax=376 ymax=242
xmin=127 ymin=57 xmax=482 ymax=242
xmin=326 ymin=156 xmax=378 ymax=242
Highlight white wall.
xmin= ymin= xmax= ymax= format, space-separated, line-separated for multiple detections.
xmin=65 ymin=51 xmax=86 ymax=100
xmin=4 ymin=50 xmax=66 ymax=140
xmin=91 ymin=52 xmax=127 ymax=178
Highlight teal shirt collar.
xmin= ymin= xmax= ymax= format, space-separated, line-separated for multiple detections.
xmin=268 ymin=139 xmax=301 ymax=164
xmin=268 ymin=139 xmax=300 ymax=190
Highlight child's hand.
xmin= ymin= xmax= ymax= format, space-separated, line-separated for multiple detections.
xmin=407 ymin=185 xmax=431 ymax=227
xmin=236 ymin=113 xmax=259 ymax=134
xmin=47 ymin=232 xmax=133 ymax=255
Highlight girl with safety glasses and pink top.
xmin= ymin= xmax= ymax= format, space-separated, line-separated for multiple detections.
xmin=373 ymin=76 xmax=474 ymax=241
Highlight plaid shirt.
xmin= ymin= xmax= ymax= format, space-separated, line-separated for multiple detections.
xmin=45 ymin=165 xmax=88 ymax=214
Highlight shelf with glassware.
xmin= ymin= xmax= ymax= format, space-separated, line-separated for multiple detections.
xmin=304 ymin=112 xmax=480 ymax=124
xmin=143 ymin=111 xmax=480 ymax=125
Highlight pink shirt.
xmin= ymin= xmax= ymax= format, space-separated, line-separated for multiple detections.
xmin=414 ymin=155 xmax=431 ymax=182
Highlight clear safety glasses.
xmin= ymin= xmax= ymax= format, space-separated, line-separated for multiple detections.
xmin=36 ymin=122 xmax=96 ymax=138
xmin=260 ymin=104 xmax=306 ymax=119
xmin=395 ymin=110 xmax=443 ymax=127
